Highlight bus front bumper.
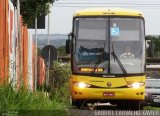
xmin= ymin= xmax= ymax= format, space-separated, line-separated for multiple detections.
xmin=71 ymin=86 xmax=145 ymax=101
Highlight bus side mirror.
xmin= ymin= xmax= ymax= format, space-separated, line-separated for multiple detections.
xmin=146 ymin=40 xmax=150 ymax=50
xmin=145 ymin=36 xmax=155 ymax=57
xmin=145 ymin=36 xmax=151 ymax=50
xmin=66 ymin=33 xmax=72 ymax=54
xmin=66 ymin=39 xmax=71 ymax=54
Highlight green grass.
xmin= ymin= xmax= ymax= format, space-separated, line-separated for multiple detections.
xmin=0 ymin=84 xmax=71 ymax=116
xmin=144 ymin=106 xmax=160 ymax=110
xmin=0 ymin=84 xmax=69 ymax=111
xmin=0 ymin=62 xmax=71 ymax=112
xmin=0 ymin=62 xmax=72 ymax=115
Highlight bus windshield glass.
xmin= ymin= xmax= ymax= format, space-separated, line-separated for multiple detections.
xmin=73 ymin=17 xmax=145 ymax=75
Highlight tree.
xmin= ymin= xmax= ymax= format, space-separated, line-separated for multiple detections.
xmin=48 ymin=61 xmax=71 ymax=95
xmin=153 ymin=36 xmax=160 ymax=56
xmin=12 ymin=0 xmax=58 ymax=27
xmin=57 ymin=46 xmax=67 ymax=56
xmin=146 ymin=35 xmax=160 ymax=57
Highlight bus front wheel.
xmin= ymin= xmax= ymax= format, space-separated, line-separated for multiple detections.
xmin=70 ymin=95 xmax=87 ymax=109
xmin=126 ymin=101 xmax=143 ymax=110
xmin=117 ymin=101 xmax=143 ymax=110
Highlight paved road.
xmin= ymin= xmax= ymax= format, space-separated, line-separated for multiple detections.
xmin=68 ymin=104 xmax=158 ymax=116
xmin=69 ymin=105 xmax=122 ymax=116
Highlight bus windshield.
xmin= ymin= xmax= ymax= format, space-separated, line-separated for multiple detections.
xmin=73 ymin=17 xmax=145 ymax=75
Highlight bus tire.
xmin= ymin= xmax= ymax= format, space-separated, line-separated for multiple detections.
xmin=70 ymin=95 xmax=86 ymax=109
xmin=128 ymin=101 xmax=142 ymax=110
xmin=117 ymin=102 xmax=126 ymax=110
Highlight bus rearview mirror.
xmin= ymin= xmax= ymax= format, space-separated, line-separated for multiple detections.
xmin=66 ymin=39 xmax=71 ymax=54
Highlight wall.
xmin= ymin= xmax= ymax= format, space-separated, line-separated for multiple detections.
xmin=0 ymin=0 xmax=9 ymax=84
xmin=37 ymin=56 xmax=46 ymax=88
xmin=0 ymin=0 xmax=45 ymax=91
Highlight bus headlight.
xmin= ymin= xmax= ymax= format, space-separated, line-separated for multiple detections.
xmin=73 ymin=82 xmax=91 ymax=88
xmin=127 ymin=82 xmax=144 ymax=89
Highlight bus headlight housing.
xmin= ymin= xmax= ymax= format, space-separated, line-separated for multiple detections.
xmin=127 ymin=82 xmax=144 ymax=89
xmin=73 ymin=82 xmax=91 ymax=88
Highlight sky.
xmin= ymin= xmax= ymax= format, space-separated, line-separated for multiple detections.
xmin=29 ymin=0 xmax=160 ymax=35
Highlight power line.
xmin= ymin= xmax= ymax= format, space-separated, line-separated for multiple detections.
xmin=53 ymin=6 xmax=160 ymax=9
xmin=54 ymin=2 xmax=160 ymax=5
xmin=53 ymin=2 xmax=160 ymax=8
xmin=53 ymin=4 xmax=160 ymax=9
xmin=53 ymin=4 xmax=160 ymax=7
xmin=56 ymin=0 xmax=160 ymax=2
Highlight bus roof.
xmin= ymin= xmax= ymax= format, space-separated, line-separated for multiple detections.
xmin=74 ymin=8 xmax=144 ymax=17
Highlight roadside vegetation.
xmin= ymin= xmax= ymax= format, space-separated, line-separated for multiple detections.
xmin=146 ymin=35 xmax=160 ymax=57
xmin=0 ymin=61 xmax=71 ymax=115
xmin=144 ymin=106 xmax=160 ymax=110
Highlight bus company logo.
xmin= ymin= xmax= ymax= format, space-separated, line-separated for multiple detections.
xmin=107 ymin=82 xmax=112 ymax=87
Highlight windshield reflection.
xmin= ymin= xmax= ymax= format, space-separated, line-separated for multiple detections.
xmin=73 ymin=17 xmax=145 ymax=75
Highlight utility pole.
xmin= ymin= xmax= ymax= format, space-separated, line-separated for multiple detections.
xmin=17 ymin=0 xmax=22 ymax=87
xmin=46 ymin=13 xmax=50 ymax=88
xmin=35 ymin=17 xmax=38 ymax=91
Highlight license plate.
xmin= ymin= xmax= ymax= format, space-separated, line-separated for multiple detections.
xmin=103 ymin=92 xmax=115 ymax=97
xmin=153 ymin=99 xmax=160 ymax=103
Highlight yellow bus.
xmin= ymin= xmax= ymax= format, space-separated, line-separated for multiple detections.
xmin=66 ymin=8 xmax=146 ymax=110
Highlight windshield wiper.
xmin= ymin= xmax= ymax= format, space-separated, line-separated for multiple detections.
xmin=91 ymin=52 xmax=103 ymax=73
xmin=111 ymin=44 xmax=127 ymax=76
xmin=92 ymin=44 xmax=106 ymax=73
